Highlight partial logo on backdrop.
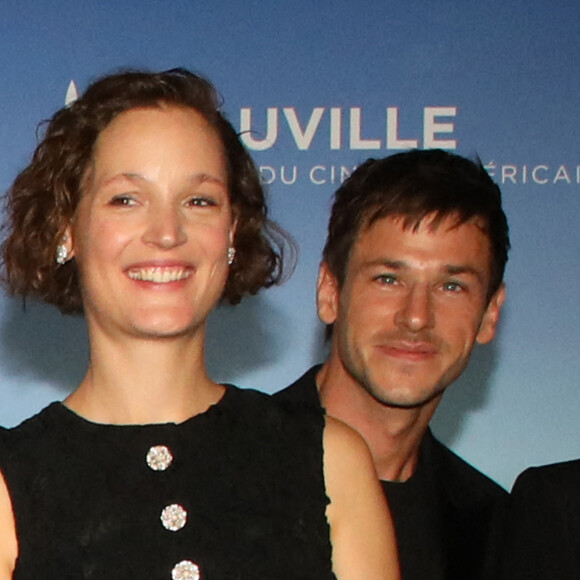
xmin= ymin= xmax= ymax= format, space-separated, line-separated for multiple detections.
xmin=240 ymin=106 xmax=456 ymax=186
xmin=239 ymin=105 xmax=580 ymax=188
xmin=483 ymin=161 xmax=580 ymax=187
xmin=65 ymin=81 xmax=78 ymax=106
xmin=240 ymin=106 xmax=457 ymax=151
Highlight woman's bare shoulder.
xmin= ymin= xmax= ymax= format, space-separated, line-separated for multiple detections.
xmin=0 ymin=467 xmax=17 ymax=579
xmin=322 ymin=416 xmax=400 ymax=580
xmin=322 ymin=415 xmax=376 ymax=477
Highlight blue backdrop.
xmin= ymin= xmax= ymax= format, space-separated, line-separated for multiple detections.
xmin=0 ymin=0 xmax=578 ymax=489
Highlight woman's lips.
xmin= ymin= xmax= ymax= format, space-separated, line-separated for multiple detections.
xmin=126 ymin=264 xmax=194 ymax=284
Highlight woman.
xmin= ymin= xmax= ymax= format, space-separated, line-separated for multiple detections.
xmin=0 ymin=69 xmax=399 ymax=580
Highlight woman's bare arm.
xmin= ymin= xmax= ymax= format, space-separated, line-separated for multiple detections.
xmin=324 ymin=416 xmax=400 ymax=580
xmin=0 ymin=470 xmax=17 ymax=579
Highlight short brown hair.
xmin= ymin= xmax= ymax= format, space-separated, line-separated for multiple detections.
xmin=2 ymin=68 xmax=291 ymax=314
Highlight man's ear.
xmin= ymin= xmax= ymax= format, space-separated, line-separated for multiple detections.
xmin=476 ymin=284 xmax=506 ymax=345
xmin=317 ymin=262 xmax=340 ymax=325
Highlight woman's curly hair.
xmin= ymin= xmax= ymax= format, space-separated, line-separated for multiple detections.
xmin=2 ymin=68 xmax=292 ymax=314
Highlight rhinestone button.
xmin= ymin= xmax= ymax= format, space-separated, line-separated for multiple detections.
xmin=161 ymin=503 xmax=188 ymax=531
xmin=146 ymin=445 xmax=174 ymax=471
xmin=172 ymin=560 xmax=200 ymax=580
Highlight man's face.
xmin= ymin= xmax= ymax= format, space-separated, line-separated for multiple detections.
xmin=318 ymin=213 xmax=505 ymax=409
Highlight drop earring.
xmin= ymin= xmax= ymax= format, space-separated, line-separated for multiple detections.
xmin=227 ymin=246 xmax=236 ymax=265
xmin=55 ymin=244 xmax=69 ymax=265
xmin=55 ymin=233 xmax=70 ymax=265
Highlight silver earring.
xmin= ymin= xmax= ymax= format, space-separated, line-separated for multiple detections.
xmin=227 ymin=246 xmax=236 ymax=265
xmin=55 ymin=244 xmax=69 ymax=265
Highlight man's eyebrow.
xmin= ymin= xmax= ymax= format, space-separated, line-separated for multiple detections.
xmin=445 ymin=264 xmax=486 ymax=283
xmin=362 ymin=258 xmax=407 ymax=270
xmin=445 ymin=264 xmax=482 ymax=276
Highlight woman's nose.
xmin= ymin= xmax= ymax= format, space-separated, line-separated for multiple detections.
xmin=142 ymin=206 xmax=187 ymax=249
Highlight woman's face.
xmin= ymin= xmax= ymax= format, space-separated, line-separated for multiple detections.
xmin=68 ymin=105 xmax=234 ymax=342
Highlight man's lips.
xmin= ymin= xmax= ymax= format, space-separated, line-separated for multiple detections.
xmin=378 ymin=341 xmax=438 ymax=361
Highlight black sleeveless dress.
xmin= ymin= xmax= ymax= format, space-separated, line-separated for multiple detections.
xmin=0 ymin=386 xmax=336 ymax=580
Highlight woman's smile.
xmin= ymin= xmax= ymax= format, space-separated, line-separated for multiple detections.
xmin=126 ymin=264 xmax=194 ymax=284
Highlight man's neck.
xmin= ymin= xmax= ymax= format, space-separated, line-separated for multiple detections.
xmin=316 ymin=361 xmax=440 ymax=482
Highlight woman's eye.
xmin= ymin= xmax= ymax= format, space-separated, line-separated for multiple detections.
xmin=187 ymin=196 xmax=217 ymax=208
xmin=109 ymin=195 xmax=137 ymax=207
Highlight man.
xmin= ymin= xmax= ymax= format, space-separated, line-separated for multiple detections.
xmin=276 ymin=149 xmax=509 ymax=580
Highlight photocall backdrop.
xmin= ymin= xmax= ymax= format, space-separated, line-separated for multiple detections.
xmin=0 ymin=0 xmax=578 ymax=490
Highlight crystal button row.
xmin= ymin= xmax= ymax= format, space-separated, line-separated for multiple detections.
xmin=172 ymin=560 xmax=200 ymax=580
xmin=146 ymin=445 xmax=174 ymax=471
xmin=145 ymin=446 xmax=199 ymax=578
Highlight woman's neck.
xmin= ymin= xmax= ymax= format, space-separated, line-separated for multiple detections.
xmin=65 ymin=331 xmax=223 ymax=425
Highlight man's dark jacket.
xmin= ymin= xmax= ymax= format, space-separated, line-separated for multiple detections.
xmin=276 ymin=365 xmax=507 ymax=580
xmin=498 ymin=459 xmax=580 ymax=580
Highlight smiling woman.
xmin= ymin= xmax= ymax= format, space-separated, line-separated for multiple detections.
xmin=69 ymin=106 xmax=234 ymax=343
xmin=0 ymin=69 xmax=400 ymax=580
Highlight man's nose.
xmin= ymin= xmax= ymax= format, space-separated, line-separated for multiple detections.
xmin=394 ymin=284 xmax=435 ymax=332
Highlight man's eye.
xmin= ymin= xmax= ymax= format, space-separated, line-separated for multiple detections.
xmin=375 ymin=274 xmax=398 ymax=285
xmin=443 ymin=281 xmax=463 ymax=292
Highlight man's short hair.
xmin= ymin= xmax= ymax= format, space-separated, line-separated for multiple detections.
xmin=323 ymin=149 xmax=510 ymax=299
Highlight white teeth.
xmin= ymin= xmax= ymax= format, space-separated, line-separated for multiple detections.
xmin=128 ymin=267 xmax=191 ymax=283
